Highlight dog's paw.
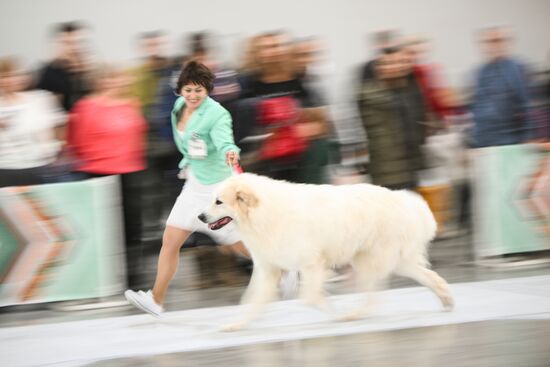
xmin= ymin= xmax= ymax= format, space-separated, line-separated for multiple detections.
xmin=441 ymin=295 xmax=455 ymax=312
xmin=337 ymin=311 xmax=363 ymax=322
xmin=221 ymin=321 xmax=247 ymax=332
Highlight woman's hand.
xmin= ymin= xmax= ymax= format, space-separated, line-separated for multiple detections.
xmin=226 ymin=151 xmax=240 ymax=166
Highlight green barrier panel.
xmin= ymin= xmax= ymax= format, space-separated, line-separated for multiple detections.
xmin=0 ymin=176 xmax=126 ymax=306
xmin=472 ymin=144 xmax=550 ymax=258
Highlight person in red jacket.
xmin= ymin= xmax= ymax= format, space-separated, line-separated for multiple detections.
xmin=68 ymin=65 xmax=148 ymax=288
xmin=405 ymin=36 xmax=451 ymax=121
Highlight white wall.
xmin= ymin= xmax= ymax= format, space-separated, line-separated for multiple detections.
xmin=1 ymin=0 xmax=549 ymax=105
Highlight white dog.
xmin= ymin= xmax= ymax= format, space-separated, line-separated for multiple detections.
xmin=199 ymin=173 xmax=454 ymax=331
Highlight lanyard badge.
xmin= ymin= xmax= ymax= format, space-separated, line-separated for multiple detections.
xmin=188 ymin=133 xmax=207 ymax=159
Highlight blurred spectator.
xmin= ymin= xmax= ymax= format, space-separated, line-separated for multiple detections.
xmin=238 ymin=35 xmax=263 ymax=78
xmin=0 ymin=57 xmax=65 ymax=187
xmin=293 ymin=36 xmax=340 ymax=178
xmin=130 ymin=31 xmax=170 ymax=118
xmin=359 ymin=29 xmax=402 ymax=83
xmin=186 ymin=32 xmax=243 ymax=153
xmin=404 ymin=37 xmax=456 ymax=234
xmin=36 ymin=21 xmax=92 ymax=112
xmin=405 ymin=36 xmax=450 ymax=121
xmin=187 ymin=32 xmax=208 ymax=65
xmin=545 ymin=62 xmax=550 ymax=139
xmin=438 ymin=89 xmax=474 ymax=233
xmin=358 ymin=46 xmax=427 ymax=190
xmin=529 ymin=66 xmax=550 ymax=141
xmin=68 ymin=65 xmax=148 ymax=288
xmin=187 ymin=32 xmax=241 ymax=104
xmin=147 ymin=54 xmax=188 ymax=215
xmin=243 ymin=32 xmax=311 ymax=105
xmin=130 ymin=31 xmax=172 ymax=240
xmin=293 ymin=37 xmax=329 ymax=106
xmin=242 ymin=31 xmax=329 ymax=183
xmin=471 ymin=26 xmax=534 ymax=147
xmin=230 ymin=35 xmax=263 ymax=147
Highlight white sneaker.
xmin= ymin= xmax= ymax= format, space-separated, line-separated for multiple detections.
xmin=124 ymin=289 xmax=164 ymax=317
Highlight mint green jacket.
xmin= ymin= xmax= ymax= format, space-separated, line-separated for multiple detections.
xmin=171 ymin=96 xmax=241 ymax=184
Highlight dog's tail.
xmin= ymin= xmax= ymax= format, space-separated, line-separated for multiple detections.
xmin=397 ymin=190 xmax=437 ymax=240
xmin=395 ymin=190 xmax=438 ymax=267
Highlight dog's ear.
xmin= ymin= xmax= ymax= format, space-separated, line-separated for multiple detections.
xmin=236 ymin=185 xmax=258 ymax=208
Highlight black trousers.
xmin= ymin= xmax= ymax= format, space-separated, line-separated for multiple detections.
xmin=0 ymin=166 xmax=48 ymax=188
xmin=81 ymin=171 xmax=144 ymax=288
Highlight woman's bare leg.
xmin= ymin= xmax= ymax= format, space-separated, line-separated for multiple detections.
xmin=151 ymin=225 xmax=191 ymax=305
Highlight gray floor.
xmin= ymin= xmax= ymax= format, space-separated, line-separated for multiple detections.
xmin=86 ymin=320 xmax=550 ymax=367
xmin=2 ymin=233 xmax=550 ymax=367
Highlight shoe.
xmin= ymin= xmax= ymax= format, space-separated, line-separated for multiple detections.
xmin=124 ymin=289 xmax=164 ymax=317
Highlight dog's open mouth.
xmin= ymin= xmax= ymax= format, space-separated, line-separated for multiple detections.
xmin=208 ymin=216 xmax=233 ymax=230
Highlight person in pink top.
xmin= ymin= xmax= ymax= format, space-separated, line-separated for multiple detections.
xmin=68 ymin=65 xmax=148 ymax=288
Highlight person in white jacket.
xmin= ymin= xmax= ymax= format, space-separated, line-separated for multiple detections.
xmin=0 ymin=57 xmax=65 ymax=187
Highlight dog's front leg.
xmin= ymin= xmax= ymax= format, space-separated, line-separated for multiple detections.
xmin=222 ymin=262 xmax=281 ymax=332
xmin=299 ymin=259 xmax=331 ymax=313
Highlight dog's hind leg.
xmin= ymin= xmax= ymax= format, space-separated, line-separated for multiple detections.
xmin=222 ymin=261 xmax=281 ymax=332
xmin=395 ymin=263 xmax=454 ymax=311
xmin=339 ymin=251 xmax=389 ymax=322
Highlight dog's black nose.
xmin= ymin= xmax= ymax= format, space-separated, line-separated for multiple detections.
xmin=198 ymin=213 xmax=207 ymax=223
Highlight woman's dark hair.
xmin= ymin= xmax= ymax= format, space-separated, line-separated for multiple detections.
xmin=176 ymin=61 xmax=215 ymax=93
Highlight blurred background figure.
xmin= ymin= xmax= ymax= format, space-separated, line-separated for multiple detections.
xmin=471 ymin=26 xmax=534 ymax=147
xmin=405 ymin=35 xmax=450 ymax=122
xmin=359 ymin=29 xmax=402 ymax=84
xmin=68 ymin=65 xmax=148 ymax=288
xmin=0 ymin=57 xmax=65 ymax=187
xmin=241 ymin=31 xmax=330 ymax=183
xmin=131 ymin=30 xmax=169 ymax=119
xmin=186 ymin=32 xmax=211 ymax=66
xmin=230 ymin=35 xmax=263 ymax=149
xmin=293 ymin=37 xmax=330 ymax=106
xmin=404 ymin=36 xmax=456 ymax=236
xmin=238 ymin=35 xmax=263 ymax=82
xmin=430 ymin=87 xmax=474 ymax=237
xmin=529 ymin=53 xmax=550 ymax=142
xmin=292 ymin=36 xmax=337 ymax=182
xmin=358 ymin=45 xmax=427 ymax=191
xmin=36 ymin=21 xmax=93 ymax=112
xmin=351 ymin=29 xmax=404 ymax=181
xmin=187 ymin=32 xmax=243 ymax=159
xmin=130 ymin=31 xmax=171 ymax=242
xmin=187 ymin=32 xmax=241 ymax=105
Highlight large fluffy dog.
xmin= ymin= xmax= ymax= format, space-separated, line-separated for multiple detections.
xmin=199 ymin=173 xmax=454 ymax=331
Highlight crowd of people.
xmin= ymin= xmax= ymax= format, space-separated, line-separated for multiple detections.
xmin=1 ymin=22 xmax=549 ymax=297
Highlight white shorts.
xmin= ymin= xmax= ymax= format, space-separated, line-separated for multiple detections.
xmin=166 ymin=169 xmax=241 ymax=245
